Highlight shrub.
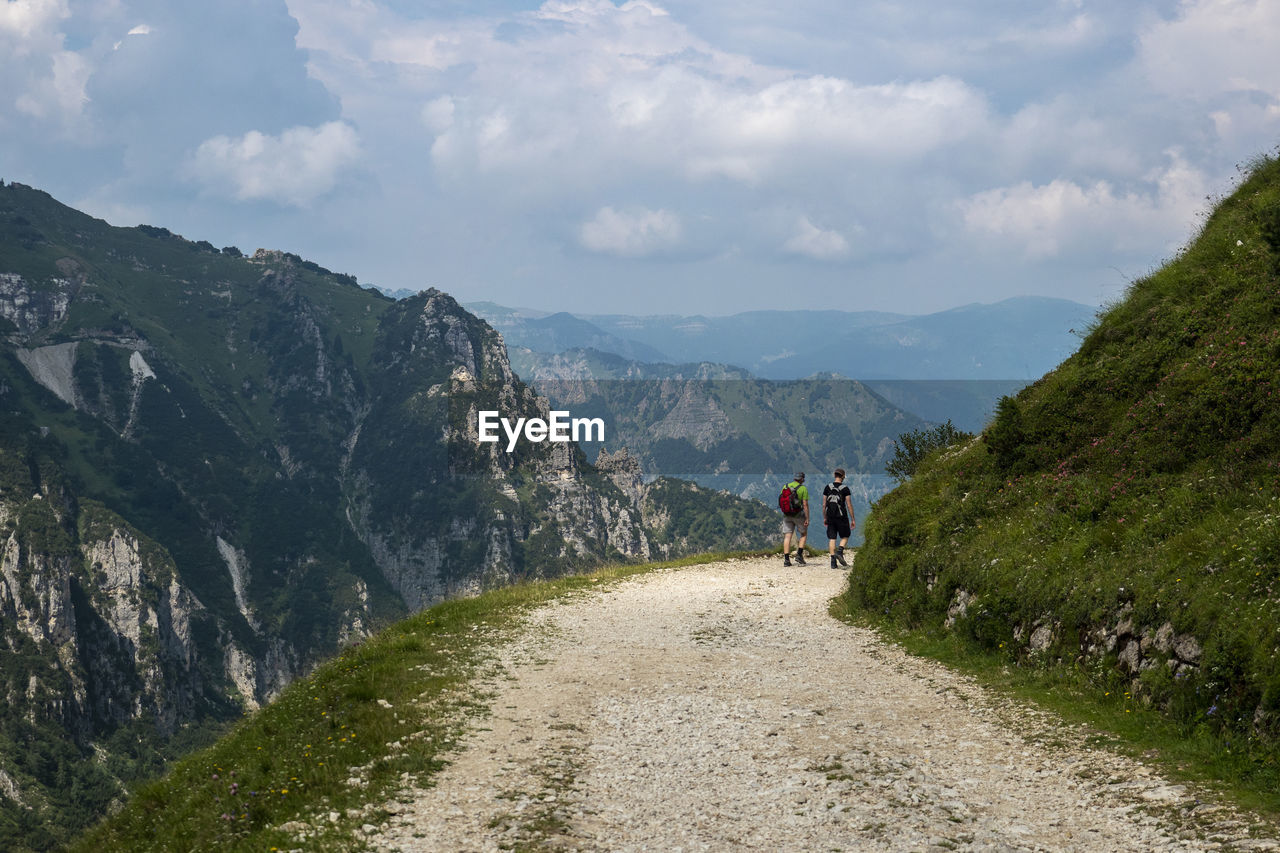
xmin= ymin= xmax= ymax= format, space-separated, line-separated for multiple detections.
xmin=984 ymin=395 xmax=1026 ymax=474
xmin=884 ymin=420 xmax=974 ymax=482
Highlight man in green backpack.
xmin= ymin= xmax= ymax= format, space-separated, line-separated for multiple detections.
xmin=779 ymin=472 xmax=809 ymax=567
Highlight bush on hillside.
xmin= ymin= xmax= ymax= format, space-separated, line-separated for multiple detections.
xmin=885 ymin=420 xmax=974 ymax=482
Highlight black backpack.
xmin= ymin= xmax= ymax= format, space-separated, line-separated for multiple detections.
xmin=824 ymin=483 xmax=846 ymax=523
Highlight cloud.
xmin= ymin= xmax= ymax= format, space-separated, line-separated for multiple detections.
xmin=9 ymin=0 xmax=1280 ymax=316
xmin=187 ymin=121 xmax=361 ymax=206
xmin=0 ymin=0 xmax=87 ymax=129
xmin=13 ymin=47 xmax=89 ymax=121
xmin=957 ymin=153 xmax=1210 ymax=259
xmin=1138 ymin=0 xmax=1280 ymax=101
xmin=1136 ymin=0 xmax=1280 ymax=152
xmin=579 ymin=206 xmax=683 ymax=257
xmin=783 ymin=217 xmax=849 ymax=261
xmin=0 ymin=0 xmax=68 ymax=45
xmin=299 ymin=0 xmax=991 ymax=194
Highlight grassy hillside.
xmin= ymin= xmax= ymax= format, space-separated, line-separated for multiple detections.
xmin=840 ymin=154 xmax=1280 ymax=781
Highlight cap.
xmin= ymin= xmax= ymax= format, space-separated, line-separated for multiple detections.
xmin=834 ymin=468 xmax=845 ymax=479
xmin=795 ymin=472 xmax=805 ymax=482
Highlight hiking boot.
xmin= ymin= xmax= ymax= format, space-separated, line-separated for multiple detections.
xmin=836 ymin=547 xmax=848 ymax=567
xmin=830 ymin=554 xmax=838 ymax=569
xmin=783 ymin=553 xmax=792 ymax=567
xmin=796 ymin=551 xmax=806 ymax=566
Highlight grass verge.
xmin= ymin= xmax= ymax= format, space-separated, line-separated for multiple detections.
xmin=833 ymin=591 xmax=1280 ymax=824
xmin=69 ymin=550 xmax=763 ymax=853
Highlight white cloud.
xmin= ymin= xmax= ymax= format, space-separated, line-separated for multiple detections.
xmin=685 ymin=75 xmax=989 ymax=182
xmin=187 ymin=121 xmax=361 ymax=206
xmin=421 ymin=95 xmax=455 ymax=135
xmin=783 ymin=217 xmax=849 ymax=261
xmin=14 ymin=49 xmax=89 ymax=120
xmin=579 ymin=206 xmax=683 ymax=257
xmin=1135 ymin=0 xmax=1280 ymax=153
xmin=0 ymin=0 xmax=88 ymax=128
xmin=1138 ymin=0 xmax=1280 ymax=100
xmin=958 ymin=153 xmax=1210 ymax=259
xmin=300 ymin=0 xmax=992 ymax=193
xmin=127 ymin=23 xmax=151 ymax=36
xmin=0 ymin=0 xmax=68 ymax=45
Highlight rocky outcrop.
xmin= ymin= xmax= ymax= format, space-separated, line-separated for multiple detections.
xmin=0 ymin=272 xmax=75 ymax=335
xmin=596 ymin=447 xmax=645 ymax=505
xmin=0 ymin=490 xmax=296 ymax=750
xmin=944 ymin=590 xmax=1206 ymax=701
xmin=343 ymin=289 xmax=657 ymax=609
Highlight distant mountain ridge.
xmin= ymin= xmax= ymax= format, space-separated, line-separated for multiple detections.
xmin=467 ymin=297 xmax=1096 ymax=381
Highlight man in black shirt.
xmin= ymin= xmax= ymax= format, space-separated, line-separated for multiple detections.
xmin=822 ymin=468 xmax=855 ymax=569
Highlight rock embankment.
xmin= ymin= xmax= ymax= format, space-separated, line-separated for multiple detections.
xmin=371 ymin=557 xmax=1277 ymax=852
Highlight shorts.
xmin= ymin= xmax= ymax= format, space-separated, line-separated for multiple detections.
xmin=781 ymin=515 xmax=807 ymax=534
xmin=826 ymin=517 xmax=851 ymax=540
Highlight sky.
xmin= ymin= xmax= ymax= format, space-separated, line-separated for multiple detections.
xmin=3 ymin=0 xmax=1279 ymax=316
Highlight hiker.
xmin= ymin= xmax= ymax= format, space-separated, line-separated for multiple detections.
xmin=823 ymin=468 xmax=856 ymax=569
xmin=779 ymin=472 xmax=809 ymax=566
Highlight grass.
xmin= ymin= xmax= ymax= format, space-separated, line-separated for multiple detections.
xmin=68 ymin=550 xmax=762 ymax=853
xmin=836 ymin=599 xmax=1280 ymax=823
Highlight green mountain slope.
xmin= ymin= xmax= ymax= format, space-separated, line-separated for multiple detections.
xmin=0 ymin=181 xmax=772 ymax=849
xmin=843 ymin=154 xmax=1280 ymax=759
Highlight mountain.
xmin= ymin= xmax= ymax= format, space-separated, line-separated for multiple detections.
xmin=475 ymin=298 xmax=1095 ymax=381
xmin=0 ymin=181 xmax=772 ymax=849
xmin=464 ymin=302 xmax=668 ymax=363
xmin=511 ymin=347 xmax=930 ymax=534
xmin=842 ymin=154 xmax=1280 ymax=763
xmin=373 ymin=285 xmax=419 ymax=300
xmin=579 ymin=309 xmax=911 ymax=374
xmin=479 ymin=297 xmax=1095 ymax=431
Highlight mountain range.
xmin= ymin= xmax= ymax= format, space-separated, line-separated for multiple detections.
xmin=466 ymin=296 xmax=1097 ymax=382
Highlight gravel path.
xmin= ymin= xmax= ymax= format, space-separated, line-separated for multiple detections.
xmin=372 ymin=556 xmax=1276 ymax=852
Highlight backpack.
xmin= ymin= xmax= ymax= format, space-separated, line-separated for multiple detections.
xmin=824 ymin=483 xmax=846 ymax=524
xmin=778 ymin=482 xmax=801 ymax=515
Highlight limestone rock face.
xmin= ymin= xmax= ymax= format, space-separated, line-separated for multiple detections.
xmin=0 ymin=272 xmax=75 ymax=335
xmin=343 ymin=289 xmax=657 ymax=608
xmin=1 ymin=498 xmax=212 ymax=740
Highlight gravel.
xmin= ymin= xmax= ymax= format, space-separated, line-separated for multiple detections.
xmin=372 ymin=556 xmax=1278 ymax=852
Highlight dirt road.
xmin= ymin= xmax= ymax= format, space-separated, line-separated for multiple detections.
xmin=372 ymin=556 xmax=1275 ymax=852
